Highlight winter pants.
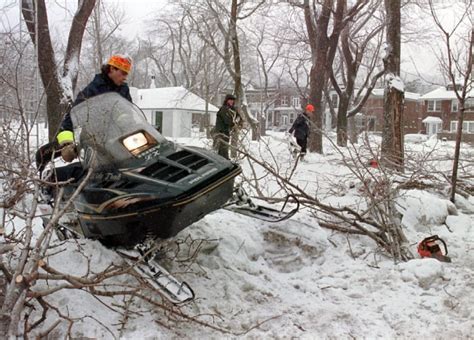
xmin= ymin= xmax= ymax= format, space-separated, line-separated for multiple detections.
xmin=212 ymin=131 xmax=230 ymax=159
xmin=296 ymin=137 xmax=307 ymax=154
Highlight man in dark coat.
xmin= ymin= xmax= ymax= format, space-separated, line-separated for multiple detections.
xmin=56 ymin=54 xmax=133 ymax=163
xmin=37 ymin=55 xmax=133 ymax=202
xmin=212 ymin=94 xmax=240 ymax=159
xmin=288 ymin=104 xmax=314 ymax=158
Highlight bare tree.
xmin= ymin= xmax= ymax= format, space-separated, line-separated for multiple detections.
xmin=21 ymin=0 xmax=96 ymax=141
xmin=380 ymin=0 xmax=404 ymax=171
xmin=250 ymin=14 xmax=285 ymax=137
xmin=181 ymin=0 xmax=265 ymax=145
xmin=301 ymin=0 xmax=368 ymax=154
xmin=87 ymin=0 xmax=126 ymax=72
xmin=330 ymin=0 xmax=385 ymax=146
xmin=428 ymin=1 xmax=473 ymax=202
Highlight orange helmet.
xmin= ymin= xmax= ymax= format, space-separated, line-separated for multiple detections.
xmin=107 ymin=55 xmax=132 ymax=74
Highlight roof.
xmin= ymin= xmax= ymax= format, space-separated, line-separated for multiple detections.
xmin=132 ymin=86 xmax=219 ymax=113
xmin=370 ymin=88 xmax=420 ymax=100
xmin=420 ymin=87 xmax=458 ymax=100
xmin=422 ymin=116 xmax=443 ymax=123
xmin=273 ymin=106 xmax=299 ymax=111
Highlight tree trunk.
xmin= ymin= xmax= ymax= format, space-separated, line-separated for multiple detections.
xmin=381 ymin=87 xmax=404 ymax=169
xmin=348 ymin=115 xmax=357 ymax=143
xmin=381 ymin=0 xmax=404 ymax=171
xmin=336 ymin=95 xmax=350 ymax=146
xmin=230 ymin=0 xmax=258 ymax=143
xmin=308 ymin=61 xmax=326 ymax=153
xmin=22 ymin=0 xmax=96 ymax=141
xmin=450 ymin=106 xmax=465 ymax=202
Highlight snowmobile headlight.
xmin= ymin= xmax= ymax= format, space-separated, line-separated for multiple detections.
xmin=122 ymin=131 xmax=157 ymax=156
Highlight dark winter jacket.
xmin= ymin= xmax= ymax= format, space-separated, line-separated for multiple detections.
xmin=60 ymin=72 xmax=132 ymax=131
xmin=289 ymin=112 xmax=311 ymax=140
xmin=214 ymin=104 xmax=238 ymax=136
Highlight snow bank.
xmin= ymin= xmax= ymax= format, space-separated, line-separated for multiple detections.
xmin=404 ymin=134 xmax=428 ymax=143
xmin=397 ymin=190 xmax=457 ymax=230
xmin=398 ymin=258 xmax=445 ymax=289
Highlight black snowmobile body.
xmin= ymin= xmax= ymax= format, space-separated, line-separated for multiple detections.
xmin=48 ymin=93 xmax=240 ymax=246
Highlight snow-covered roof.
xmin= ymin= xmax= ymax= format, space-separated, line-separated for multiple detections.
xmin=370 ymin=88 xmax=420 ymax=100
xmin=420 ymin=87 xmax=458 ymax=100
xmin=133 ymin=86 xmax=219 ymax=113
xmin=273 ymin=106 xmax=299 ymax=111
xmin=422 ymin=116 xmax=443 ymax=124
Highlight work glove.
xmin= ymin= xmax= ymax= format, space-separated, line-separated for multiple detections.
xmin=60 ymin=143 xmax=77 ymax=162
xmin=57 ymin=130 xmax=77 ymax=162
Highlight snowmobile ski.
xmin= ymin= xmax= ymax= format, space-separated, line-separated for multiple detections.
xmin=117 ymin=248 xmax=195 ymax=305
xmin=39 ymin=203 xmax=194 ymax=305
xmin=224 ymin=186 xmax=299 ymax=222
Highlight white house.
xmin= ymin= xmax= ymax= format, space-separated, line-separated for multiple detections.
xmin=130 ymin=86 xmax=219 ymax=138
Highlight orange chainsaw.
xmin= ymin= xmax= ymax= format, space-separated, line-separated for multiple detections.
xmin=417 ymin=235 xmax=451 ymax=263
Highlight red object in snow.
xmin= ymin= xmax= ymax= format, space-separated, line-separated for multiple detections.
xmin=368 ymin=159 xmax=379 ymax=168
xmin=417 ymin=235 xmax=451 ymax=262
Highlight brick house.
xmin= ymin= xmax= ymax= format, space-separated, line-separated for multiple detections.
xmin=419 ymin=84 xmax=474 ymax=141
xmin=216 ymin=82 xmax=474 ymax=143
xmin=355 ymin=89 xmax=422 ymax=134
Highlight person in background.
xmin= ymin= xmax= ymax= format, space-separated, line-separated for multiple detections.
xmin=288 ymin=103 xmax=314 ymax=160
xmin=212 ymin=94 xmax=241 ymax=159
xmin=56 ymin=54 xmax=133 ymax=165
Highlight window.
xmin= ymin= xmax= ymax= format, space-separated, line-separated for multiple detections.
xmin=427 ymin=100 xmax=441 ymax=112
xmin=292 ymin=96 xmax=300 ymax=108
xmin=451 ymin=100 xmax=458 ymax=113
xmin=290 ymin=113 xmax=295 ymax=122
xmin=466 ymin=98 xmax=474 ymax=112
xmin=281 ymin=96 xmax=288 ymax=106
xmin=451 ymin=121 xmax=474 ymax=133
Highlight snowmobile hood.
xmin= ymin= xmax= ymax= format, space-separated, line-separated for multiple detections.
xmin=71 ymin=92 xmax=170 ymax=170
xmin=69 ymin=93 xmax=240 ymax=218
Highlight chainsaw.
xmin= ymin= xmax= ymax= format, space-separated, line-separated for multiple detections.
xmin=417 ymin=235 xmax=451 ymax=263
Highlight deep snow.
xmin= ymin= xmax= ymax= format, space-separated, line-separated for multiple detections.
xmin=5 ymin=130 xmax=474 ymax=338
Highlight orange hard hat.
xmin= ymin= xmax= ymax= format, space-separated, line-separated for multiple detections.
xmin=107 ymin=55 xmax=132 ymax=74
xmin=306 ymin=104 xmax=315 ymax=112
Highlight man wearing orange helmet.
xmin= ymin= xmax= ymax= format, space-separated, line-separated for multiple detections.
xmin=288 ymin=103 xmax=314 ymax=159
xmin=56 ymin=54 xmax=133 ymax=163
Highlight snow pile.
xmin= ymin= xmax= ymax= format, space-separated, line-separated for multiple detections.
xmin=396 ymin=190 xmax=457 ymax=231
xmin=398 ymin=258 xmax=445 ymax=289
xmin=404 ymin=134 xmax=428 ymax=143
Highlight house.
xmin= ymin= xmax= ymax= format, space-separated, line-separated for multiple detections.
xmin=217 ymin=86 xmax=307 ymax=130
xmin=131 ymin=86 xmax=218 ymax=138
xmin=356 ymin=89 xmax=422 ymax=134
xmin=420 ymin=84 xmax=474 ymax=141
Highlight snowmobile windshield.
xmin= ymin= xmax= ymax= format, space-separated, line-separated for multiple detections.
xmin=70 ymin=92 xmax=167 ymax=169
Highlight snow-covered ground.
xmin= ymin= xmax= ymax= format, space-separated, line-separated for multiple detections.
xmin=7 ymin=131 xmax=474 ymax=338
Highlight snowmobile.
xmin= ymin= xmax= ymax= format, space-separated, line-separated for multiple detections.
xmin=37 ymin=92 xmax=241 ymax=247
xmin=36 ymin=92 xmax=298 ymax=304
